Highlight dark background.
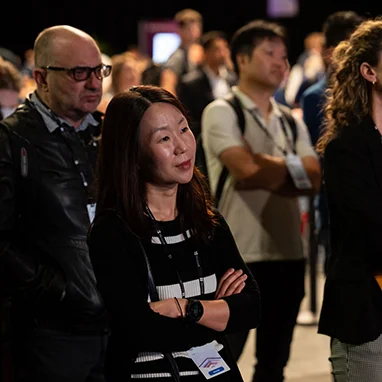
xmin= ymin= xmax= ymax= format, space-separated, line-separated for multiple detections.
xmin=2 ymin=1 xmax=381 ymax=66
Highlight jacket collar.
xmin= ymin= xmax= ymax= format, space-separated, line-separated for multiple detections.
xmin=29 ymin=92 xmax=98 ymax=134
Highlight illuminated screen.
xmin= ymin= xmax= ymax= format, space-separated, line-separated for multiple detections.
xmin=267 ymin=0 xmax=299 ymax=17
xmin=152 ymin=33 xmax=181 ymax=64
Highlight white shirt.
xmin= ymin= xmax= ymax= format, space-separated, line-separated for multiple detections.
xmin=203 ymin=66 xmax=231 ymax=100
xmin=201 ymin=86 xmax=317 ymax=262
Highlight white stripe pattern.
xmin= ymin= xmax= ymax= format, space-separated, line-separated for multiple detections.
xmin=134 ymin=341 xmax=224 ymax=378
xmin=135 ymin=351 xmax=190 ymax=363
xmin=147 ymin=274 xmax=217 ymax=302
xmin=150 ymin=229 xmax=192 ymax=244
xmin=132 ymin=371 xmax=199 ymax=378
xmin=135 ymin=341 xmax=224 ymax=364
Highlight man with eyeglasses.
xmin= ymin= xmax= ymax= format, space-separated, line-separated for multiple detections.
xmin=0 ymin=25 xmax=111 ymax=381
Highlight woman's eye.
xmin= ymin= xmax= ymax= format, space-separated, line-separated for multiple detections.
xmin=160 ymin=136 xmax=170 ymax=142
xmin=181 ymin=126 xmax=189 ymax=133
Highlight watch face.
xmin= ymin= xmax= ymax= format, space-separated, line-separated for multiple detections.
xmin=188 ymin=299 xmax=204 ymax=322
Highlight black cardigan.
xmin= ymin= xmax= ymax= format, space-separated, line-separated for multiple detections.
xmin=318 ymin=115 xmax=382 ymax=345
xmin=87 ymin=209 xmax=261 ymax=380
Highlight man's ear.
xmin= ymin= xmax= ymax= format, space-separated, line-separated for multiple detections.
xmin=33 ymin=69 xmax=48 ymax=90
xmin=360 ymin=62 xmax=376 ymax=84
xmin=236 ymin=53 xmax=249 ymax=72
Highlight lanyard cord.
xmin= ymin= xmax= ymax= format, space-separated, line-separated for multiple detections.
xmin=248 ymin=110 xmax=296 ymax=155
xmin=145 ymin=205 xmax=205 ymax=297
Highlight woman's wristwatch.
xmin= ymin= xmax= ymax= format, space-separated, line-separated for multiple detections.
xmin=185 ymin=299 xmax=204 ymax=324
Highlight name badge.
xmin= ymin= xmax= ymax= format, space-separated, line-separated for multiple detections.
xmin=87 ymin=203 xmax=96 ymax=223
xmin=187 ymin=341 xmax=230 ymax=379
xmin=285 ymin=154 xmax=312 ymax=190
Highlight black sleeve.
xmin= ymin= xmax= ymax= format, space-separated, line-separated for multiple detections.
xmin=88 ymin=214 xmax=216 ymax=355
xmin=212 ymin=214 xmax=261 ymax=333
xmin=324 ymin=136 xmax=382 ymax=270
xmin=0 ymin=126 xmax=65 ymax=300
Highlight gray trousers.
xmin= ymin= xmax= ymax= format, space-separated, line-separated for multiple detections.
xmin=330 ymin=334 xmax=382 ymax=382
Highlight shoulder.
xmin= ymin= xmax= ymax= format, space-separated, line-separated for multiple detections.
xmin=211 ymin=209 xmax=230 ymax=232
xmin=275 ymin=102 xmax=300 ymax=131
xmin=201 ymin=98 xmax=240 ymax=139
xmin=325 ymin=120 xmax=370 ymax=157
xmin=0 ymin=101 xmax=41 ymax=135
xmin=203 ymin=97 xmax=236 ymax=117
xmin=301 ymin=78 xmax=327 ymax=102
xmin=180 ymin=68 xmax=205 ymax=85
xmin=88 ymin=210 xmax=133 ymax=245
xmin=164 ymin=48 xmax=185 ymax=67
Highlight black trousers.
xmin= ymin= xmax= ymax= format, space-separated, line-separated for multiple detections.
xmin=11 ymin=327 xmax=108 ymax=382
xmin=228 ymin=259 xmax=305 ymax=382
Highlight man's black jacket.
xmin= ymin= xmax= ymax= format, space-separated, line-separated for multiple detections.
xmin=0 ymin=100 xmax=107 ymax=333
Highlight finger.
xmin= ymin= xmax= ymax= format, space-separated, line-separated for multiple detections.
xmin=225 ymin=274 xmax=248 ymax=296
xmin=230 ymin=280 xmax=246 ymax=295
xmin=220 ymin=269 xmax=244 ymax=296
xmin=216 ymin=270 xmax=244 ymax=298
xmin=215 ymin=268 xmax=235 ymax=298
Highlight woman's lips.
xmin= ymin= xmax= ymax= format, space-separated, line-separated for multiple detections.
xmin=177 ymin=159 xmax=192 ymax=170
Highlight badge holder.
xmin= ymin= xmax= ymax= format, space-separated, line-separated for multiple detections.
xmin=285 ymin=153 xmax=312 ymax=190
xmin=187 ymin=341 xmax=230 ymax=379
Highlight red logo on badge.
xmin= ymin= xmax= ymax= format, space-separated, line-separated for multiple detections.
xmin=20 ymin=147 xmax=28 ymax=177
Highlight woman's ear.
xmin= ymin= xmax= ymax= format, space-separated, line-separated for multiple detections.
xmin=360 ymin=62 xmax=376 ymax=84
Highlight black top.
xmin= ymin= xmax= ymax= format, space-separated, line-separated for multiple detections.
xmin=0 ymin=100 xmax=106 ymax=333
xmin=318 ymin=115 xmax=382 ymax=345
xmin=88 ymin=210 xmax=261 ymax=380
xmin=177 ymin=67 xmax=237 ymax=139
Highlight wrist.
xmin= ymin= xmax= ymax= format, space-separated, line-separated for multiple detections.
xmin=184 ymin=299 xmax=204 ymax=324
xmin=173 ymin=297 xmax=184 ymax=318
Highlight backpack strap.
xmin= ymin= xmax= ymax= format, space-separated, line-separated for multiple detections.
xmin=214 ymin=99 xmax=298 ymax=207
xmin=223 ymin=93 xmax=246 ymax=134
xmin=214 ymin=93 xmax=246 ymax=207
xmin=277 ymin=103 xmax=298 ymax=149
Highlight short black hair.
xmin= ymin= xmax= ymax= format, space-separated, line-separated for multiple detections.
xmin=174 ymin=8 xmax=202 ymax=27
xmin=230 ymin=19 xmax=287 ymax=75
xmin=200 ymin=31 xmax=228 ymax=50
xmin=323 ymin=10 xmax=364 ymax=48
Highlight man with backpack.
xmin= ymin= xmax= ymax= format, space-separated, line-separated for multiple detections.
xmin=201 ymin=19 xmax=321 ymax=382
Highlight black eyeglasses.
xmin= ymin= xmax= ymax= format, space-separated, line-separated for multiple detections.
xmin=42 ymin=64 xmax=112 ymax=81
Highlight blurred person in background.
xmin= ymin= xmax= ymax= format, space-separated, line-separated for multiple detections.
xmin=98 ymin=52 xmax=142 ymax=113
xmin=284 ymin=32 xmax=325 ymax=108
xmin=178 ymin=30 xmax=237 ymax=139
xmin=160 ymin=8 xmax=203 ymax=96
xmin=202 ymin=19 xmax=321 ymax=382
xmin=300 ymin=10 xmax=364 ymax=276
xmin=0 ymin=57 xmax=23 ymax=120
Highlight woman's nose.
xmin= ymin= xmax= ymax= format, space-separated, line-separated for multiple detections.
xmin=174 ymin=136 xmax=187 ymax=155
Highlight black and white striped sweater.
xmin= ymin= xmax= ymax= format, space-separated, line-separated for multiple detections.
xmin=88 ymin=210 xmax=261 ymax=381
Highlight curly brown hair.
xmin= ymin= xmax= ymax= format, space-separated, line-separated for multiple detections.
xmin=316 ymin=18 xmax=382 ymax=155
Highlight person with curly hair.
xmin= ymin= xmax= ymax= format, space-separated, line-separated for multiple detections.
xmin=317 ymin=17 xmax=382 ymax=381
